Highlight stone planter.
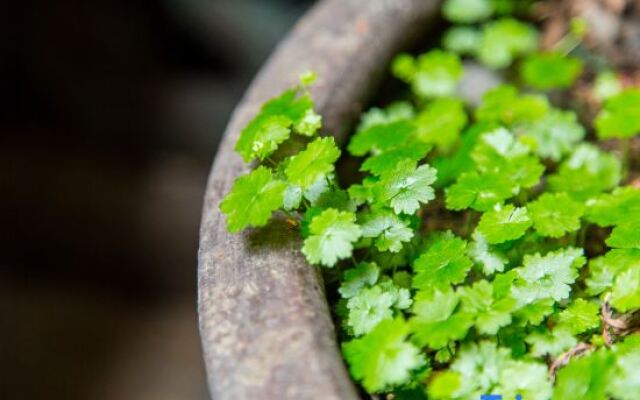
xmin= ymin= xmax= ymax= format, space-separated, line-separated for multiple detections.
xmin=198 ymin=1 xmax=441 ymax=399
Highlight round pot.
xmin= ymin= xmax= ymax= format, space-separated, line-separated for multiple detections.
xmin=198 ymin=1 xmax=441 ymax=399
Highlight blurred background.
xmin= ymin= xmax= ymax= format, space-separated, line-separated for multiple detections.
xmin=1 ymin=0 xmax=314 ymax=398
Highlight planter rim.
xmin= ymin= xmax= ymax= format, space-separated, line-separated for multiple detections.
xmin=197 ymin=1 xmax=441 ymax=398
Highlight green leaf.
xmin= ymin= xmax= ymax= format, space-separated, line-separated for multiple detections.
xmin=445 ymin=172 xmax=513 ymax=212
xmin=379 ymin=279 xmax=413 ymax=310
xmin=528 ymin=192 xmax=585 ymax=238
xmin=343 ymin=318 xmax=426 ymax=393
xmin=511 ymin=248 xmax=585 ymax=305
xmin=611 ymin=267 xmax=640 ymax=312
xmin=393 ymin=271 xmax=413 ymax=289
xmin=492 ymin=270 xmax=518 ymax=300
xmin=357 ymin=102 xmax=415 ymax=132
xmin=468 ymin=230 xmax=509 ymax=275
xmin=359 ymin=209 xmax=414 ymax=253
xmin=347 ymin=285 xmax=395 ymax=336
xmin=585 ymin=256 xmax=615 ymax=296
xmin=477 ymin=204 xmax=532 ymax=244
xmin=415 ymin=98 xmax=468 ymax=152
xmin=478 ymin=18 xmax=538 ymax=69
xmin=347 ymin=184 xmax=374 ymax=208
xmin=449 ymin=341 xmax=512 ymax=398
xmin=595 ymin=88 xmax=640 ymax=139
xmin=585 ymin=186 xmax=640 ymax=227
xmin=295 ymin=109 xmax=322 ymax=137
xmin=497 ymin=325 xmax=528 ymax=358
xmin=433 ymin=122 xmax=496 ymax=187
xmin=548 ymin=143 xmax=622 ymax=200
xmin=586 ymin=249 xmax=640 ymax=295
xmin=285 ymin=137 xmax=340 ymax=189
xmin=283 ymin=184 xmax=302 ymax=210
xmin=443 ymin=26 xmax=482 ymax=54
xmin=302 ymin=208 xmax=362 ymax=267
xmin=459 ymin=280 xmax=516 ymax=334
xmin=523 ymin=109 xmax=586 ymax=161
xmin=298 ymin=70 xmax=317 ymax=86
xmin=610 ymin=336 xmax=640 ymax=400
xmin=514 ymin=298 xmax=555 ymax=326
xmin=313 ymin=188 xmax=356 ymax=211
xmin=472 ymin=127 xmax=530 ymax=162
xmin=472 ymin=127 xmax=545 ymax=190
xmin=339 ymin=262 xmax=380 ymax=299
xmin=348 ymin=120 xmax=414 ymax=157
xmin=427 ymin=371 xmax=462 ymax=399
xmin=521 ymin=52 xmax=583 ymax=90
xmin=235 ymin=88 xmax=316 ymax=161
xmin=556 ymin=298 xmax=600 ymax=335
xmin=498 ymin=360 xmax=553 ymax=400
xmin=502 ymin=155 xmax=546 ymax=191
xmin=409 ymin=288 xmax=473 ymax=348
xmin=237 ymin=116 xmax=290 ymax=162
xmin=442 ymin=0 xmax=493 ymax=23
xmin=392 ymin=50 xmax=463 ymax=98
xmin=593 ymin=71 xmax=622 ymax=101
xmin=412 ymin=286 xmax=461 ymax=323
xmin=373 ymin=160 xmax=437 ymax=214
xmin=302 ymin=174 xmax=331 ymax=204
xmin=525 ymin=327 xmax=577 ymax=357
xmin=361 ymin=141 xmax=432 ymax=175
xmin=476 ymin=84 xmax=549 ymax=125
xmin=220 ymin=166 xmax=286 ymax=232
xmin=412 ymin=233 xmax=473 ymax=291
xmin=553 ymin=350 xmax=615 ymax=400
xmin=369 ymin=245 xmax=411 ymax=271
xmin=606 ymin=221 xmax=640 ymax=249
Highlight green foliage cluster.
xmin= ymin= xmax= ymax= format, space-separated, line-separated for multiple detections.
xmin=219 ymin=0 xmax=640 ymax=398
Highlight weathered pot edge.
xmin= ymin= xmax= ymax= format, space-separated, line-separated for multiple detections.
xmin=197 ymin=1 xmax=441 ymax=399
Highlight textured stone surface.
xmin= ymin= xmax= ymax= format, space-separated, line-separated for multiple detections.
xmin=198 ymin=1 xmax=440 ymax=399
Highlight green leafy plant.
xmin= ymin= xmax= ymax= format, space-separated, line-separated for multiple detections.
xmin=596 ymin=88 xmax=640 ymax=139
xmin=218 ymin=1 xmax=640 ymax=398
xmin=521 ymin=52 xmax=583 ymax=90
xmin=392 ymin=50 xmax=463 ymax=98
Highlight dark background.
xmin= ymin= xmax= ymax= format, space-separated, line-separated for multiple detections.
xmin=0 ymin=0 xmax=313 ymax=398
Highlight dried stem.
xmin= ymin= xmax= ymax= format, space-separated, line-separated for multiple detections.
xmin=601 ymin=293 xmax=640 ymax=346
xmin=549 ymin=343 xmax=594 ymax=380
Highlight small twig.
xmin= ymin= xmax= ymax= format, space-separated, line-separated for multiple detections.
xmin=446 ymin=344 xmax=454 ymax=358
xmin=549 ymin=343 xmax=594 ymax=381
xmin=601 ymin=293 xmax=640 ymax=346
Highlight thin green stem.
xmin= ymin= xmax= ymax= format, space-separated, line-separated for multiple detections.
xmin=325 ymin=175 xmax=335 ymax=190
xmin=463 ymin=211 xmax=475 ymax=237
xmin=265 ymin=157 xmax=278 ymax=168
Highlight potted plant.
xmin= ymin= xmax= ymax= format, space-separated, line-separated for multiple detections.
xmin=199 ymin=0 xmax=640 ymax=399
